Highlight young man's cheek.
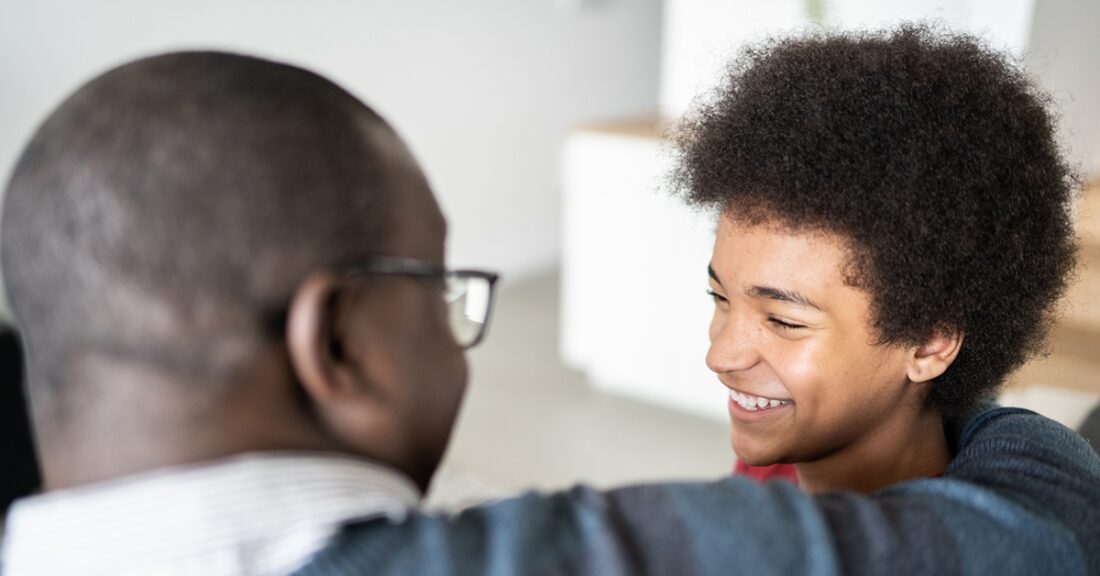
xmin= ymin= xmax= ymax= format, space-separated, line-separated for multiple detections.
xmin=767 ymin=338 xmax=829 ymax=389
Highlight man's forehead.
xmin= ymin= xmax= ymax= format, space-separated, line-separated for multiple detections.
xmin=379 ymin=180 xmax=446 ymax=261
xmin=354 ymin=118 xmax=447 ymax=259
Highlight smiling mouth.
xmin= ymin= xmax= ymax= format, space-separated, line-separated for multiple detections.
xmin=728 ymin=389 xmax=790 ymax=412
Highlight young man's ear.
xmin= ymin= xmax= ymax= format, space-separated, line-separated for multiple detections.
xmin=907 ymin=329 xmax=964 ymax=383
xmin=285 ymin=271 xmax=363 ymax=403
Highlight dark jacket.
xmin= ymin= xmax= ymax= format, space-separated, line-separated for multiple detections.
xmin=294 ymin=405 xmax=1100 ymax=575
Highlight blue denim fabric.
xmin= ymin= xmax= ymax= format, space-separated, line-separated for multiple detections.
xmin=294 ymin=405 xmax=1100 ymax=575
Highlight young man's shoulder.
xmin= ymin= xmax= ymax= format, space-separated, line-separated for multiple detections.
xmin=292 ymin=405 xmax=1100 ymax=576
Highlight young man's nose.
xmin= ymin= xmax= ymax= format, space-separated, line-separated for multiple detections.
xmin=706 ymin=310 xmax=762 ymax=374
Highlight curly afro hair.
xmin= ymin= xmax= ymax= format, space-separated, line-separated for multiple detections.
xmin=672 ymin=24 xmax=1078 ymax=417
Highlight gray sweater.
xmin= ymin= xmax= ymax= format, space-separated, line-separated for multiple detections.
xmin=293 ymin=405 xmax=1100 ymax=575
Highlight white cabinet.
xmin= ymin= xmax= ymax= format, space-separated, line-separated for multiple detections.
xmin=561 ymin=120 xmax=726 ymax=419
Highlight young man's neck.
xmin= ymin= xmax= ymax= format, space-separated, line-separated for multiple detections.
xmin=795 ymin=406 xmax=950 ymax=494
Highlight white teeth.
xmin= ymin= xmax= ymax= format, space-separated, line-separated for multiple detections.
xmin=729 ymin=389 xmax=788 ymax=412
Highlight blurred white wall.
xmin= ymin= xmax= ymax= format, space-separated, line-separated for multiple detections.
xmin=659 ymin=0 xmax=805 ymax=117
xmin=1026 ymin=0 xmax=1100 ymax=177
xmin=0 ymin=0 xmax=662 ymax=318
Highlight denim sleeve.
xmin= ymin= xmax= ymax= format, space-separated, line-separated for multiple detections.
xmin=294 ymin=407 xmax=1100 ymax=576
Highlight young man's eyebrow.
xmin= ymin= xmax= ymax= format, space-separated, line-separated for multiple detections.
xmin=747 ymin=286 xmax=822 ymax=310
xmin=709 ymin=265 xmax=821 ymax=310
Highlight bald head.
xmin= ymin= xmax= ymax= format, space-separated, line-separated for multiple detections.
xmin=2 ymin=52 xmax=431 ymax=401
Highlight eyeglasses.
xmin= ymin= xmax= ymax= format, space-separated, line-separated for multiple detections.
xmin=338 ymin=255 xmax=500 ymax=349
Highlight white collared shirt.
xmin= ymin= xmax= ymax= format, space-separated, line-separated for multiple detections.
xmin=1 ymin=453 xmax=420 ymax=576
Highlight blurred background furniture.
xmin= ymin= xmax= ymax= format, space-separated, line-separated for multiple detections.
xmin=1 ymin=324 xmax=41 ymax=517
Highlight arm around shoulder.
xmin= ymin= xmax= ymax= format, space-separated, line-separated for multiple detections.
xmin=294 ymin=406 xmax=1100 ymax=576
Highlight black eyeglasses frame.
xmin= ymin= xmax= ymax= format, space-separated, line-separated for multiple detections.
xmin=336 ymin=255 xmax=500 ymax=349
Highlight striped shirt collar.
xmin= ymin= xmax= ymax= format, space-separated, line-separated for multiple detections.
xmin=1 ymin=452 xmax=420 ymax=576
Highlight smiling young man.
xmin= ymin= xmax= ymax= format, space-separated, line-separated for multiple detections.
xmin=708 ymin=224 xmax=957 ymax=492
xmin=676 ymin=26 xmax=1078 ymax=494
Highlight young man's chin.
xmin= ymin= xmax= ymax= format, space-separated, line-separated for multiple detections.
xmin=731 ymin=435 xmax=783 ymax=467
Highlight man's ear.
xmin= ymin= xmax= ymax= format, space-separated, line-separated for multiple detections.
xmin=286 ymin=271 xmax=360 ymax=403
xmin=285 ymin=271 xmax=408 ymax=469
xmin=907 ymin=329 xmax=964 ymax=383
